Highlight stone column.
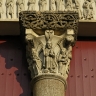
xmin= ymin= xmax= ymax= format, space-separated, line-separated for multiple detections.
xmin=32 ymin=74 xmax=66 ymax=96
xmin=19 ymin=11 xmax=79 ymax=96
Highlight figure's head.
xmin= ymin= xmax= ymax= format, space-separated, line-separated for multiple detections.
xmin=32 ymin=48 xmax=36 ymax=55
xmin=65 ymin=35 xmax=74 ymax=43
xmin=26 ymin=33 xmax=33 ymax=40
xmin=61 ymin=48 xmax=66 ymax=54
xmin=45 ymin=30 xmax=54 ymax=40
xmin=47 ymin=39 xmax=52 ymax=49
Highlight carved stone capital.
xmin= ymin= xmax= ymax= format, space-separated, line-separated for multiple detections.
xmin=19 ymin=11 xmax=79 ymax=96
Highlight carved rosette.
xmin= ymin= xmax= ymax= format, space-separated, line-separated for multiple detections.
xmin=19 ymin=11 xmax=79 ymax=91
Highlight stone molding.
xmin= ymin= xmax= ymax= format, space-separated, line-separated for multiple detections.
xmin=32 ymin=74 xmax=67 ymax=89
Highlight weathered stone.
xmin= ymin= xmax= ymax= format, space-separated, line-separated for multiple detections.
xmin=19 ymin=11 xmax=79 ymax=96
xmin=32 ymin=74 xmax=66 ymax=96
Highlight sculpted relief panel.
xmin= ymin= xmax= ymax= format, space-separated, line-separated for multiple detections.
xmin=0 ymin=0 xmax=96 ymax=20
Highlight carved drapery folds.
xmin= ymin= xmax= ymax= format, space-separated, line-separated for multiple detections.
xmin=6 ymin=0 xmax=14 ymax=18
xmin=0 ymin=0 xmax=3 ymax=18
xmin=16 ymin=0 xmax=25 ymax=18
xmin=19 ymin=12 xmax=79 ymax=83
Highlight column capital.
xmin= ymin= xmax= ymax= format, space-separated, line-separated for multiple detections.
xmin=19 ymin=11 xmax=79 ymax=96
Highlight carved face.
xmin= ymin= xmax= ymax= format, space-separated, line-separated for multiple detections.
xmin=26 ymin=34 xmax=33 ymax=40
xmin=45 ymin=30 xmax=54 ymax=40
xmin=61 ymin=48 xmax=66 ymax=55
xmin=47 ymin=41 xmax=52 ymax=49
xmin=66 ymin=35 xmax=74 ymax=43
xmin=32 ymin=48 xmax=37 ymax=55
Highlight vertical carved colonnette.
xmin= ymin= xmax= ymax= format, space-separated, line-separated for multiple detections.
xmin=19 ymin=11 xmax=79 ymax=96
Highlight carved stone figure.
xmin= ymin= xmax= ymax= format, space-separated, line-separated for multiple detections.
xmin=57 ymin=33 xmax=74 ymax=79
xmin=82 ymin=0 xmax=94 ymax=20
xmin=58 ymin=0 xmax=65 ymax=11
xmin=50 ymin=0 xmax=56 ymax=11
xmin=65 ymin=0 xmax=73 ymax=11
xmin=82 ymin=0 xmax=90 ymax=19
xmin=6 ymin=0 xmax=14 ymax=18
xmin=61 ymin=0 xmax=65 ymax=11
xmin=16 ymin=0 xmax=25 ymax=18
xmin=58 ymin=48 xmax=68 ymax=76
xmin=26 ymin=33 xmax=42 ymax=77
xmin=75 ymin=0 xmax=83 ymax=19
xmin=88 ymin=2 xmax=94 ymax=20
xmin=27 ymin=48 xmax=42 ymax=77
xmin=55 ymin=0 xmax=61 ymax=11
xmin=31 ymin=48 xmax=42 ymax=74
xmin=0 ymin=0 xmax=3 ymax=18
xmin=39 ymin=0 xmax=47 ymax=11
xmin=28 ymin=0 xmax=36 ymax=11
xmin=65 ymin=34 xmax=74 ymax=47
xmin=43 ymin=39 xmax=57 ymax=73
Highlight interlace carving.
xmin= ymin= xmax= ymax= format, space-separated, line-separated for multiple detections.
xmin=19 ymin=11 xmax=79 ymax=40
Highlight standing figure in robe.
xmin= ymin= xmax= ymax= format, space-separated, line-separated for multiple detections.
xmin=16 ymin=0 xmax=25 ymax=18
xmin=43 ymin=39 xmax=57 ymax=73
xmin=0 ymin=0 xmax=3 ymax=18
xmin=55 ymin=0 xmax=61 ymax=11
xmin=6 ymin=0 xmax=14 ymax=18
xmin=65 ymin=0 xmax=73 ymax=11
xmin=75 ymin=0 xmax=83 ymax=19
xmin=50 ymin=0 xmax=56 ymax=11
xmin=39 ymin=0 xmax=47 ymax=11
xmin=58 ymin=48 xmax=68 ymax=76
xmin=28 ymin=0 xmax=36 ymax=11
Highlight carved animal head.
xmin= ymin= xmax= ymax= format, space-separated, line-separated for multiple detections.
xmin=65 ymin=35 xmax=74 ymax=43
xmin=61 ymin=48 xmax=67 ymax=56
